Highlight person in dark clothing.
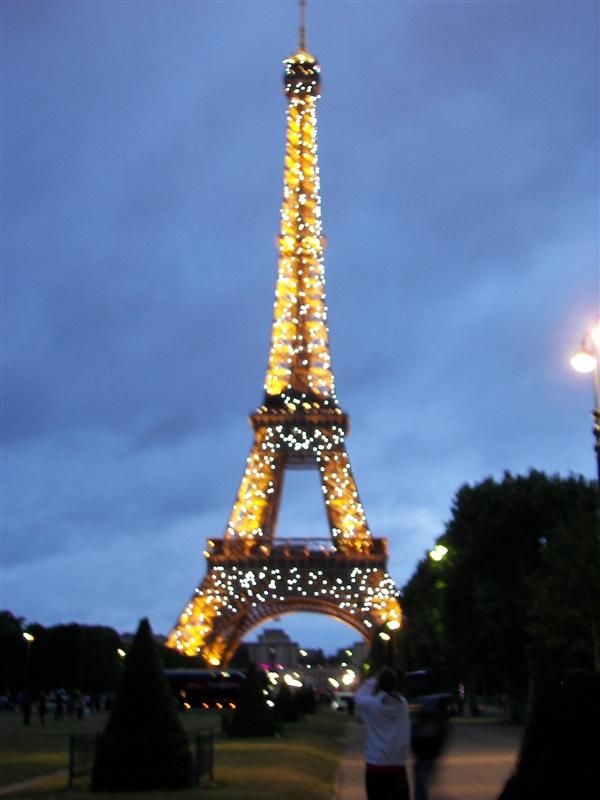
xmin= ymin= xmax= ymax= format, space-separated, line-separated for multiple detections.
xmin=38 ymin=693 xmax=47 ymax=725
xmin=411 ymin=694 xmax=450 ymax=800
xmin=497 ymin=670 xmax=600 ymax=800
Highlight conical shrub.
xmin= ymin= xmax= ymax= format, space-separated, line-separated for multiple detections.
xmin=295 ymin=685 xmax=317 ymax=714
xmin=275 ymin=681 xmax=299 ymax=722
xmin=228 ymin=662 xmax=276 ymax=737
xmin=91 ymin=618 xmax=194 ymax=791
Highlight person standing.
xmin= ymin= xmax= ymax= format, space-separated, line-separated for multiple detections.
xmin=411 ymin=694 xmax=449 ymax=800
xmin=355 ymin=668 xmax=411 ymax=800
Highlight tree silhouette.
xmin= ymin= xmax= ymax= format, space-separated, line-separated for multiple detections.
xmin=91 ymin=618 xmax=194 ymax=791
xmin=228 ymin=662 xmax=276 ymax=737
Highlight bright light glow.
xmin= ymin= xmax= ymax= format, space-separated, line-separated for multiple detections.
xmin=284 ymin=674 xmax=303 ymax=688
xmin=590 ymin=323 xmax=600 ymax=350
xmin=299 ymin=649 xmax=308 ymax=657
xmin=117 ymin=648 xmax=126 ymax=658
xmin=341 ymin=669 xmax=356 ymax=686
xmin=379 ymin=632 xmax=391 ymax=641
xmin=267 ymin=671 xmax=280 ymax=685
xmin=23 ymin=632 xmax=34 ymax=642
xmin=386 ymin=620 xmax=400 ymax=631
xmin=571 ymin=350 xmax=597 ymax=374
xmin=429 ymin=544 xmax=448 ymax=562
xmin=328 ymin=677 xmax=339 ymax=688
xmin=266 ymin=699 xmax=275 ymax=708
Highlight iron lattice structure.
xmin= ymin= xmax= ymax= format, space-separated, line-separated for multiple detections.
xmin=168 ymin=45 xmax=401 ymax=666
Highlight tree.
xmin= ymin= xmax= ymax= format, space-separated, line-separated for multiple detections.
xmin=275 ymin=681 xmax=299 ymax=722
xmin=91 ymin=618 xmax=194 ymax=792
xmin=228 ymin=663 xmax=276 ymax=737
xmin=399 ymin=471 xmax=598 ymax=720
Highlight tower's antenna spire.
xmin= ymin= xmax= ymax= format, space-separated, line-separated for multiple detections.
xmin=299 ymin=0 xmax=307 ymax=51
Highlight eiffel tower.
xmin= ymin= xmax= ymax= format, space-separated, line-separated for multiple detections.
xmin=168 ymin=15 xmax=401 ymax=667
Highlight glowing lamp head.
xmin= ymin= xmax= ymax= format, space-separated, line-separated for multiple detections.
xmin=23 ymin=632 xmax=35 ymax=642
xmin=429 ymin=544 xmax=448 ymax=562
xmin=571 ymin=349 xmax=597 ymax=374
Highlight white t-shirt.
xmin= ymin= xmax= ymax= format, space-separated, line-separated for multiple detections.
xmin=355 ymin=677 xmax=411 ymax=767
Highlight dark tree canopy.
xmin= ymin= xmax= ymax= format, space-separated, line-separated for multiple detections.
xmin=398 ymin=471 xmax=599 ymax=720
xmin=0 ymin=614 xmax=123 ymax=694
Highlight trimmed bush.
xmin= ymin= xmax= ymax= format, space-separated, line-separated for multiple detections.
xmin=296 ymin=685 xmax=317 ymax=714
xmin=228 ymin=662 xmax=276 ymax=737
xmin=91 ymin=618 xmax=194 ymax=791
xmin=276 ymin=681 xmax=300 ymax=722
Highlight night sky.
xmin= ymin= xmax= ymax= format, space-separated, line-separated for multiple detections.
xmin=3 ymin=0 xmax=598 ymax=653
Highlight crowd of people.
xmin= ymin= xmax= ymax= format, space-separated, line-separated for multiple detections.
xmin=0 ymin=689 xmax=115 ymax=725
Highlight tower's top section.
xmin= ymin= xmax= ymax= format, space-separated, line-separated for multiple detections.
xmin=261 ymin=14 xmax=337 ymax=413
xmin=283 ymin=50 xmax=321 ymax=98
xmin=283 ymin=0 xmax=321 ymax=99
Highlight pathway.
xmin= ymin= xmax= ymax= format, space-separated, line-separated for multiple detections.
xmin=333 ymin=716 xmax=523 ymax=800
xmin=0 ymin=770 xmax=67 ymax=797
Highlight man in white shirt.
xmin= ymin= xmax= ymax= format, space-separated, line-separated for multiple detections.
xmin=355 ymin=667 xmax=411 ymax=800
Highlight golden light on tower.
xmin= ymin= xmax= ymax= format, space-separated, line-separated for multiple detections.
xmin=167 ymin=7 xmax=402 ymax=666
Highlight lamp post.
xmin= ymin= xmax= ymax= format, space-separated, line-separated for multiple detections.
xmin=379 ymin=620 xmax=401 ymax=668
xmin=571 ymin=321 xmax=600 ymax=672
xmin=429 ymin=544 xmax=448 ymax=562
xmin=22 ymin=632 xmax=34 ymax=726
xmin=570 ymin=321 xmax=600 ymax=504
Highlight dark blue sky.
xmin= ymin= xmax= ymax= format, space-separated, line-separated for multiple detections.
xmin=2 ymin=0 xmax=598 ymax=652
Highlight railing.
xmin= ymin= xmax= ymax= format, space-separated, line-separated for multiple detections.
xmin=68 ymin=734 xmax=97 ymax=789
xmin=207 ymin=537 xmax=388 ymax=558
xmin=193 ymin=731 xmax=214 ymax=784
xmin=67 ymin=732 xmax=214 ymax=789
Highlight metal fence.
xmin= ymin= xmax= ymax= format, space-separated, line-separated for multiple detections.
xmin=68 ymin=734 xmax=97 ymax=789
xmin=68 ymin=732 xmax=214 ymax=789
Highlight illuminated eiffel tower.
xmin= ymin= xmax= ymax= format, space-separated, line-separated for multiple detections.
xmin=168 ymin=14 xmax=401 ymax=667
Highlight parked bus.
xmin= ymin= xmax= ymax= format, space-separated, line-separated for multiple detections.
xmin=165 ymin=669 xmax=245 ymax=710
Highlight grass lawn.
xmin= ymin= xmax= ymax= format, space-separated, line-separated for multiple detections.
xmin=0 ymin=708 xmax=350 ymax=799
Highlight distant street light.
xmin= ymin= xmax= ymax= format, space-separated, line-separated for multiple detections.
xmin=429 ymin=544 xmax=448 ymax=562
xmin=117 ymin=648 xmax=126 ymax=658
xmin=571 ymin=320 xmax=600 ymax=494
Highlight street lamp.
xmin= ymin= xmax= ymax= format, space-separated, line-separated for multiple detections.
xmin=22 ymin=632 xmax=35 ymax=726
xmin=378 ymin=619 xmax=401 ymax=668
xmin=571 ymin=321 xmax=600 ymax=492
xmin=429 ymin=544 xmax=448 ymax=562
